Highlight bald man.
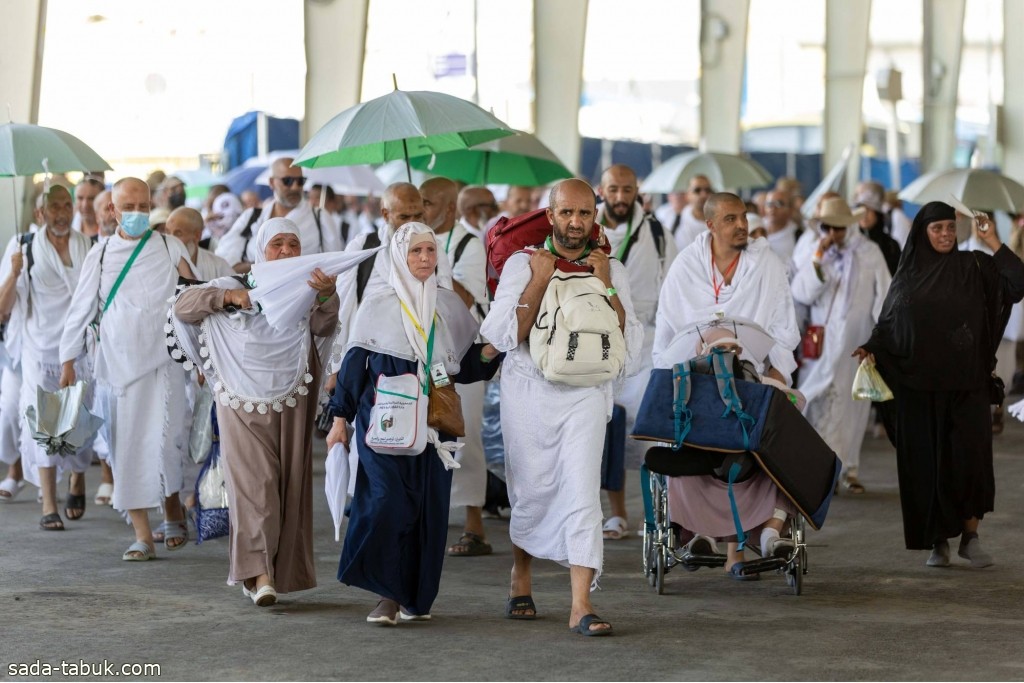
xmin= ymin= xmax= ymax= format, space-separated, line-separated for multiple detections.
xmin=216 ymin=158 xmax=340 ymax=273
xmin=421 ymin=177 xmax=493 ymax=557
xmin=94 ymin=189 xmax=118 ymax=240
xmin=0 ymin=186 xmax=97 ymax=529
xmin=60 ymin=177 xmax=197 ymax=561
xmin=504 ymin=186 xmax=534 ymax=219
xmin=457 ymin=186 xmax=499 ymax=238
xmin=595 ymin=164 xmax=678 ymax=539
xmin=481 ymin=178 xmax=643 ymax=635
xmin=72 ymin=178 xmax=104 ymax=237
xmin=166 ymin=207 xmax=233 ymax=281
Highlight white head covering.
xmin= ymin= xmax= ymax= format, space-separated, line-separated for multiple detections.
xmin=389 ymin=223 xmax=440 ymax=365
xmin=255 ymin=217 xmax=301 ymax=263
xmin=206 ymin=193 xmax=242 ymax=238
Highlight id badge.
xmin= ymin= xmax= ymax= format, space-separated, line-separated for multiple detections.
xmin=430 ymin=362 xmax=450 ymax=387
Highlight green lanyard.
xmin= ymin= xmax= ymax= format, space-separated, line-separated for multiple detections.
xmin=400 ymin=301 xmax=436 ymax=395
xmin=544 ymin=235 xmax=592 ymax=262
xmin=612 ymin=217 xmax=634 ymax=262
xmin=102 ymin=230 xmax=152 ymax=314
xmin=445 ymin=229 xmax=455 ymax=254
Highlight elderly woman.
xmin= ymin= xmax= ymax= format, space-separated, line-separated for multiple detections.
xmin=173 ymin=217 xmax=340 ymax=606
xmin=327 ymin=222 xmax=501 ymax=626
xmin=856 ymin=202 xmax=1024 ymax=568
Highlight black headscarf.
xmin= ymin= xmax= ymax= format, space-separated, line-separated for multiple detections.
xmin=865 ymin=201 xmax=1007 ymax=392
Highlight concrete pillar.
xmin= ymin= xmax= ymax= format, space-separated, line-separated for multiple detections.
xmin=1004 ymin=0 xmax=1024 ymax=181
xmin=0 ymin=0 xmax=47 ymax=239
xmin=534 ymin=0 xmax=588 ymax=175
xmin=302 ymin=0 xmax=369 ymax=145
xmin=823 ymin=0 xmax=871 ymax=188
xmin=699 ymin=0 xmax=749 ymax=153
xmin=921 ymin=0 xmax=966 ymax=172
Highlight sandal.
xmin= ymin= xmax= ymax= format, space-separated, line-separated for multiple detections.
xmin=65 ymin=487 xmax=86 ymax=521
xmin=39 ymin=512 xmax=64 ymax=531
xmin=122 ymin=540 xmax=155 ymax=562
xmin=447 ymin=531 xmax=492 ymax=557
xmin=161 ymin=520 xmax=189 ymax=551
xmin=602 ymin=516 xmax=629 ymax=540
xmin=841 ymin=476 xmax=866 ymax=494
xmin=0 ymin=477 xmax=26 ymax=502
xmin=505 ymin=595 xmax=537 ymax=620
xmin=569 ymin=613 xmax=614 ymax=637
xmin=94 ymin=482 xmax=114 ymax=507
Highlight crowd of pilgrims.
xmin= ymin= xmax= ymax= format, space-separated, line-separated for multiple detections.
xmin=1 ymin=160 xmax=1022 ymax=635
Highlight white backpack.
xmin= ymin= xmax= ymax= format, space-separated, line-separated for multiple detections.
xmin=530 ymin=272 xmax=626 ymax=387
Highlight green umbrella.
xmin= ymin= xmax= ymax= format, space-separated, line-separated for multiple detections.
xmin=294 ymin=88 xmax=514 ymax=181
xmin=408 ymin=130 xmax=573 ymax=186
xmin=0 ymin=122 xmax=111 ymax=177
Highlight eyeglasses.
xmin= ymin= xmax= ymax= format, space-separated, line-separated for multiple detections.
xmin=275 ymin=176 xmax=305 ymax=188
xmin=821 ymin=224 xmax=847 ymax=232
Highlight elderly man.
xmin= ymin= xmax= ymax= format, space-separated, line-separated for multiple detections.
xmin=0 ymin=186 xmax=95 ymax=529
xmin=94 ymin=190 xmax=118 ymax=240
xmin=457 ymin=186 xmax=500 ymax=238
xmin=504 ymin=186 xmax=534 ymax=219
xmin=654 ymin=192 xmax=800 ymax=576
xmin=596 ymin=164 xmax=678 ymax=539
xmin=72 ymin=177 xmax=104 ymax=238
xmin=217 ymin=158 xmax=340 ymax=272
xmin=764 ymin=189 xmax=801 ymax=266
xmin=59 ymin=177 xmax=196 ymax=561
xmin=793 ymin=197 xmax=892 ymax=494
xmin=420 ymin=177 xmax=493 ymax=557
xmin=481 ymin=178 xmax=643 ymax=636
xmin=156 ymin=175 xmax=187 ymax=211
xmin=674 ymin=175 xmax=715 ymax=251
xmin=166 ymin=207 xmax=233 ymax=281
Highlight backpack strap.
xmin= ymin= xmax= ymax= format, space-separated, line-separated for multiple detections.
xmin=356 ymin=231 xmax=381 ymax=303
xmin=451 ymin=233 xmax=475 ymax=268
xmin=648 ymin=215 xmax=666 ymax=259
xmin=313 ymin=207 xmax=323 ymax=252
xmin=239 ymin=207 xmax=262 ymax=264
xmin=671 ymin=361 xmax=693 ymax=450
xmin=340 ymin=221 xmax=350 ymax=245
xmin=18 ymin=233 xmax=35 ymax=283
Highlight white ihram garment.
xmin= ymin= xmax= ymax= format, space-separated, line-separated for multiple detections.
xmin=215 ymin=199 xmax=341 ymax=266
xmin=793 ymin=230 xmax=892 ymax=476
xmin=59 ymin=231 xmax=192 ymax=511
xmin=481 ymin=253 xmax=643 ymax=579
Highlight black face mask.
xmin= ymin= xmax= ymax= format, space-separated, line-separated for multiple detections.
xmin=169 ymin=191 xmax=186 ymax=209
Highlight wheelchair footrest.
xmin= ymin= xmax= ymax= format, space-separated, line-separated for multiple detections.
xmin=734 ymin=557 xmax=788 ymax=575
xmin=679 ymin=552 xmax=727 ymax=569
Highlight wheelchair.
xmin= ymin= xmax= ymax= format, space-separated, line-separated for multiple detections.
xmin=640 ymin=447 xmax=809 ymax=595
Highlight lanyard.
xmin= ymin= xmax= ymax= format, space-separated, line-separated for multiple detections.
xmin=544 ymin=235 xmax=592 ymax=262
xmin=445 ymin=229 xmax=455 ymax=254
xmin=400 ymin=301 xmax=436 ymax=395
xmin=710 ymin=249 xmax=742 ymax=304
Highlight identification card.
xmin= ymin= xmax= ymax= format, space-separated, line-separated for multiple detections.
xmin=430 ymin=362 xmax=450 ymax=387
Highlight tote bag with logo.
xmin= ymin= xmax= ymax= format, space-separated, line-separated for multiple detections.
xmin=365 ymin=373 xmax=428 ymax=455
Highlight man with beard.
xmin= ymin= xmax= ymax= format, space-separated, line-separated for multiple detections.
xmin=764 ymin=188 xmax=801 ymax=267
xmin=481 ymin=178 xmax=643 ymax=635
xmin=216 ymin=158 xmax=341 ymax=273
xmin=72 ymin=177 xmax=104 ymax=237
xmin=94 ymin=190 xmax=118 ymax=240
xmin=156 ymin=176 xmax=187 ymax=212
xmin=0 ymin=186 xmax=96 ymax=529
xmin=420 ymin=177 xmax=493 ymax=557
xmin=654 ymin=192 xmax=801 ymax=577
xmin=595 ymin=164 xmax=677 ymax=540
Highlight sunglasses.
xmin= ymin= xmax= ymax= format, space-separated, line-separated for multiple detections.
xmin=821 ymin=224 xmax=848 ymax=232
xmin=275 ymin=176 xmax=305 ymax=187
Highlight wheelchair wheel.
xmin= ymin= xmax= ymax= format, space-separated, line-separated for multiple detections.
xmin=643 ymin=525 xmax=656 ymax=587
xmin=786 ymin=551 xmax=803 ymax=595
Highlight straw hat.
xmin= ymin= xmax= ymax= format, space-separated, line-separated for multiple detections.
xmin=148 ymin=207 xmax=171 ymax=228
xmin=817 ymin=197 xmax=865 ymax=227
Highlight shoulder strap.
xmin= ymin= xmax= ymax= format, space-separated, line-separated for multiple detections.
xmin=356 ymin=231 xmax=382 ymax=303
xmin=102 ymin=230 xmax=153 ymax=313
xmin=452 ymin=233 xmax=475 ymax=268
xmin=239 ymin=207 xmax=262 ymax=263
xmin=647 ymin=215 xmax=665 ymax=259
xmin=313 ymin=207 xmax=323 ymax=252
xmin=340 ymin=221 xmax=350 ymax=244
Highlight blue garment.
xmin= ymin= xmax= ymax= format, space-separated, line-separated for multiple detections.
xmin=329 ymin=344 xmax=501 ymax=615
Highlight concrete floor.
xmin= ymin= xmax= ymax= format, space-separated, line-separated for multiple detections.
xmin=2 ymin=417 xmax=1024 ymax=681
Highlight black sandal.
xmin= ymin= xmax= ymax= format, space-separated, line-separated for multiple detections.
xmin=505 ymin=595 xmax=537 ymax=620
xmin=447 ymin=532 xmax=492 ymax=557
xmin=65 ymin=492 xmax=86 ymax=521
xmin=40 ymin=513 xmax=65 ymax=531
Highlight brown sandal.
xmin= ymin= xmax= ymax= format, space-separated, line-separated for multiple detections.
xmin=447 ymin=532 xmax=492 ymax=557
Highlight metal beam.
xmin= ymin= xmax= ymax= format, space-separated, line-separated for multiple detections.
xmin=921 ymin=0 xmax=966 ymax=172
xmin=534 ymin=0 xmax=588 ymax=175
xmin=699 ymin=0 xmax=749 ymax=153
xmin=824 ymin=0 xmax=871 ymax=190
xmin=302 ymin=0 xmax=369 ymax=145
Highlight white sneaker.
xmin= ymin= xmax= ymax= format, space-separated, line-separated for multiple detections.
xmin=251 ymin=585 xmax=277 ymax=607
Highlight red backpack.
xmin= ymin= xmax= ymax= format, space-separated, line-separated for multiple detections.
xmin=484 ymin=208 xmax=611 ymax=296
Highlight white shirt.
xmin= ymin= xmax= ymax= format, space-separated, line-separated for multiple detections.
xmin=439 ymin=222 xmax=488 ymax=320
xmin=215 ymin=199 xmax=341 ymax=266
xmin=674 ymin=206 xmax=708 ymax=252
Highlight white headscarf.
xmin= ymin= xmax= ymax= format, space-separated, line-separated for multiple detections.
xmin=255 ymin=217 xmax=301 ymax=263
xmin=390 ymin=223 xmax=439 ymax=365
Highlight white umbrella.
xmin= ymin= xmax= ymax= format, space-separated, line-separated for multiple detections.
xmin=375 ymin=159 xmax=437 ymax=187
xmin=899 ymin=168 xmax=1024 ymax=213
xmin=659 ymin=316 xmax=776 ymax=368
xmin=802 ymin=144 xmax=853 ymax=220
xmin=640 ymin=151 xmax=773 ymax=194
xmin=324 ymin=443 xmax=350 ymax=542
xmin=248 ymin=247 xmax=384 ymax=331
xmin=24 ymin=382 xmax=104 ymax=456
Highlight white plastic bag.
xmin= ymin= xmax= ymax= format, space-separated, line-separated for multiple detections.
xmin=852 ymin=359 xmax=894 ymax=402
xmin=364 ymin=373 xmax=428 ymax=455
xmin=188 ymin=383 xmax=216 ymax=464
